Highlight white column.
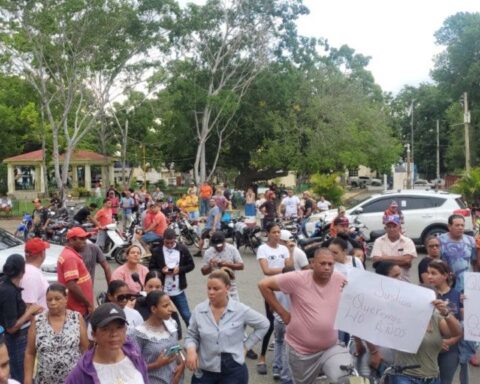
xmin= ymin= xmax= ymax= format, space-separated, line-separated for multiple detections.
xmin=85 ymin=164 xmax=92 ymax=191
xmin=39 ymin=164 xmax=46 ymax=193
xmin=109 ymin=164 xmax=115 ymax=186
xmin=7 ymin=164 xmax=14 ymax=194
xmin=72 ymin=165 xmax=78 ymax=187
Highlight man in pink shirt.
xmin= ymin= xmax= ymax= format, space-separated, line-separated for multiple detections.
xmin=258 ymin=248 xmax=351 ymax=384
xmin=20 ymin=237 xmax=50 ymax=310
xmin=94 ymin=199 xmax=113 ymax=250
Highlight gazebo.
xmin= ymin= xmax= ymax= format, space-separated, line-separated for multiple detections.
xmin=3 ymin=149 xmax=115 ymax=199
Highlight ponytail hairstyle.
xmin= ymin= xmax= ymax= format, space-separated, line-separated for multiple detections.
xmin=145 ymin=290 xmax=168 ymax=313
xmin=208 ymin=269 xmax=231 ymax=287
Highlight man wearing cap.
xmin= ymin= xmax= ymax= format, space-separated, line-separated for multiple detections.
xmin=57 ymin=227 xmax=94 ymax=316
xmin=20 ymin=238 xmax=50 ymax=310
xmin=321 ymin=216 xmax=364 ymax=260
xmin=371 ymin=215 xmax=417 ymax=281
xmin=201 ymin=231 xmax=244 ymax=300
xmin=383 ymin=200 xmax=404 ymax=225
xmin=149 ymin=228 xmax=195 ymax=326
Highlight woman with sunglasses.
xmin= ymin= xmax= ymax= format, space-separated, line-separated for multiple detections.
xmin=418 ymin=235 xmax=441 ymax=284
xmin=131 ymin=290 xmax=184 ymax=384
xmin=24 ymin=283 xmax=89 ymax=384
xmin=106 ymin=280 xmax=143 ymax=331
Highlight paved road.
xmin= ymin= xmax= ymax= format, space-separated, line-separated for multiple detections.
xmin=1 ymin=218 xmax=477 ymax=383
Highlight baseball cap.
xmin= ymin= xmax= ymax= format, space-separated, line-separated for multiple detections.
xmin=333 ymin=216 xmax=349 ymax=226
xmin=90 ymin=303 xmax=128 ymax=329
xmin=384 ymin=215 xmax=401 ymax=226
xmin=25 ymin=237 xmax=50 ymax=255
xmin=280 ymin=230 xmax=293 ymax=242
xmin=210 ymin=231 xmax=225 ymax=248
xmin=66 ymin=227 xmax=91 ymax=240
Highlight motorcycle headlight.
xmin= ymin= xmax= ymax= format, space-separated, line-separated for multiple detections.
xmin=42 ymin=264 xmax=57 ymax=274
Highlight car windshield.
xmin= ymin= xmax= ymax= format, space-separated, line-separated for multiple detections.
xmin=0 ymin=228 xmax=23 ymax=250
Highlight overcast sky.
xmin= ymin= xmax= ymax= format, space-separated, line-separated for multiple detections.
xmin=298 ymin=0 xmax=480 ymax=94
xmin=179 ymin=0 xmax=480 ymax=94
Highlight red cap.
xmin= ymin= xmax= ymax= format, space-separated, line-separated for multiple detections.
xmin=25 ymin=237 xmax=50 ymax=256
xmin=66 ymin=227 xmax=91 ymax=240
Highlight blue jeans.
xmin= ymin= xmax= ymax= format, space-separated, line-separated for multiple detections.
xmin=142 ymin=231 xmax=162 ymax=243
xmin=273 ymin=319 xmax=293 ymax=384
xmin=438 ymin=346 xmax=460 ymax=384
xmin=170 ymin=291 xmax=191 ymax=326
xmin=191 ymin=353 xmax=248 ymax=384
xmin=5 ymin=327 xmax=28 ymax=383
xmin=392 ymin=374 xmax=439 ymax=384
xmin=200 ymin=199 xmax=209 ymax=216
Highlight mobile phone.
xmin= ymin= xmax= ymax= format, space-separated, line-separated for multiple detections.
xmin=165 ymin=344 xmax=182 ymax=357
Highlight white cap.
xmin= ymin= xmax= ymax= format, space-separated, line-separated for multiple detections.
xmin=280 ymin=230 xmax=293 ymax=242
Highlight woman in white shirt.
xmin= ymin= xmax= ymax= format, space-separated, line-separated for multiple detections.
xmin=255 ymin=223 xmax=293 ymax=375
xmin=328 ymin=237 xmax=364 ymax=277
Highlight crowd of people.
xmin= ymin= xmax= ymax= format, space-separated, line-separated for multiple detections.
xmin=0 ymin=183 xmax=479 ymax=384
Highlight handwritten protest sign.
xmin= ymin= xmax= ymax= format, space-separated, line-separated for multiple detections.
xmin=334 ymin=268 xmax=435 ymax=353
xmin=464 ymin=272 xmax=480 ymax=342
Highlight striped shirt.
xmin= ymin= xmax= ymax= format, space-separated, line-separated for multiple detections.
xmin=57 ymin=246 xmax=93 ymax=315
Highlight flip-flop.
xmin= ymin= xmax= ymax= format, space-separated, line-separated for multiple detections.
xmin=256 ymin=363 xmax=267 ymax=375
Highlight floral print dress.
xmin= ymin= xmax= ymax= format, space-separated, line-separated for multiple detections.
xmin=35 ymin=310 xmax=82 ymax=384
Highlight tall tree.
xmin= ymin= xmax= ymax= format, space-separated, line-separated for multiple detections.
xmin=175 ymin=0 xmax=308 ymax=184
xmin=0 ymin=0 xmax=177 ymax=196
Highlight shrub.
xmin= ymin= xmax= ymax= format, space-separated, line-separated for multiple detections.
xmin=310 ymin=173 xmax=344 ymax=206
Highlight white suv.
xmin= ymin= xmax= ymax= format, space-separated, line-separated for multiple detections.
xmin=306 ymin=190 xmax=473 ymax=244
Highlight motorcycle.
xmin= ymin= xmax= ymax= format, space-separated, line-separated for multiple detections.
xmin=170 ymin=217 xmax=200 ymax=248
xmin=15 ymin=213 xmax=33 ymax=241
xmin=234 ymin=218 xmax=262 ymax=254
xmin=92 ymin=222 xmax=130 ymax=263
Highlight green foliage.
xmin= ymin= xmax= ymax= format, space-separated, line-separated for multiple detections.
xmin=310 ymin=173 xmax=344 ymax=206
xmin=71 ymin=187 xmax=91 ymax=198
xmin=451 ymin=168 xmax=480 ymax=205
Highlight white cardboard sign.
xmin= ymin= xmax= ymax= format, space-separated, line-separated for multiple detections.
xmin=334 ymin=268 xmax=435 ymax=353
xmin=464 ymin=272 xmax=480 ymax=342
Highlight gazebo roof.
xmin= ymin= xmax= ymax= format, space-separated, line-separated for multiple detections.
xmin=3 ymin=149 xmax=113 ymax=164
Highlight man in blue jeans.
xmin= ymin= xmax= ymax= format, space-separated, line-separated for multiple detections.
xmin=149 ymin=228 xmax=195 ymax=327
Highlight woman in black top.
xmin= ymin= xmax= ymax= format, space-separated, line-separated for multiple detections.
xmin=259 ymin=191 xmax=277 ymax=230
xmin=0 ymin=254 xmax=42 ymax=383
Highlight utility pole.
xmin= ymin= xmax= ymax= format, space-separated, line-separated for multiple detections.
xmin=142 ymin=143 xmax=147 ymax=185
xmin=406 ymin=143 xmax=412 ymax=189
xmin=436 ymin=119 xmax=440 ymax=180
xmin=464 ymin=92 xmax=471 ymax=172
xmin=410 ymin=100 xmax=414 ymax=180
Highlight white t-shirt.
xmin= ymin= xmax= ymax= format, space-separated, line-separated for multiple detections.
xmin=282 ymin=196 xmax=300 ymax=217
xmin=334 ymin=256 xmax=364 ymax=277
xmin=293 ymin=247 xmax=309 ymax=271
xmin=257 ymin=243 xmax=289 ymax=270
xmin=93 ymin=356 xmax=144 ymax=384
xmin=163 ymin=246 xmax=182 ymax=296
xmin=20 ymin=264 xmax=49 ymax=310
xmin=317 ymin=200 xmax=331 ymax=211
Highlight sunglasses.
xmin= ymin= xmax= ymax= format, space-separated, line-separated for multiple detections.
xmin=116 ymin=294 xmax=137 ymax=302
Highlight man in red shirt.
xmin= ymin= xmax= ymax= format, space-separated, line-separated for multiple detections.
xmin=142 ymin=202 xmax=167 ymax=243
xmin=57 ymin=227 xmax=94 ymax=316
xmin=94 ymin=199 xmax=113 ymax=250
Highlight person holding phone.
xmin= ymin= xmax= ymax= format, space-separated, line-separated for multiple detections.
xmin=130 ymin=290 xmax=184 ymax=384
xmin=149 ymin=229 xmax=195 ymax=327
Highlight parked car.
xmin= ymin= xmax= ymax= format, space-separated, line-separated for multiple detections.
xmin=0 ymin=227 xmax=62 ymax=282
xmin=348 ymin=176 xmax=372 ymax=188
xmin=413 ymin=179 xmax=433 ymax=190
xmin=306 ymin=190 xmax=473 ymax=244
